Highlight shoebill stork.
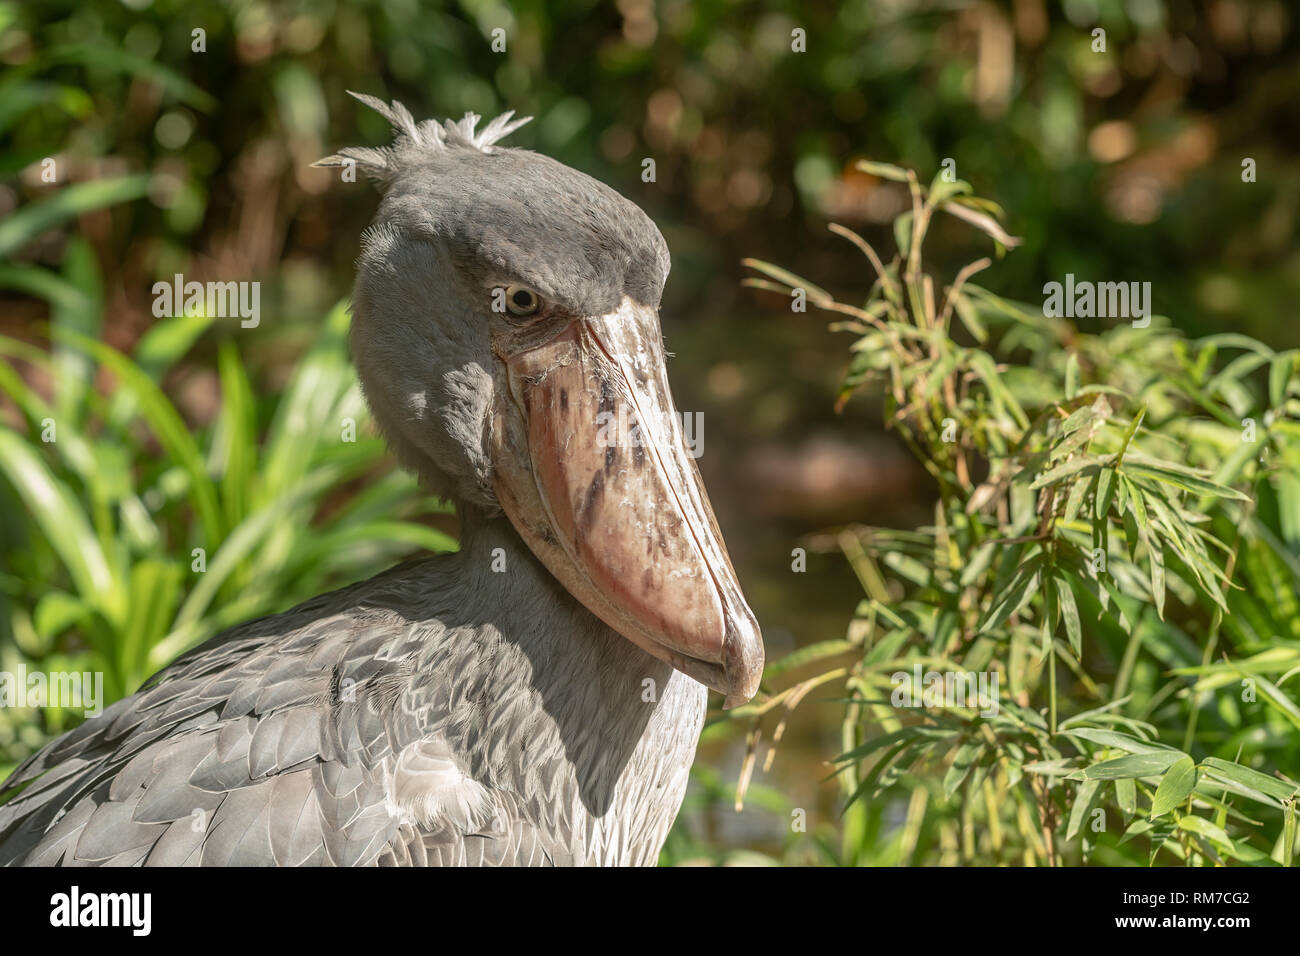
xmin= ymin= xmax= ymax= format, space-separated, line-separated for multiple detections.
xmin=0 ymin=94 xmax=764 ymax=866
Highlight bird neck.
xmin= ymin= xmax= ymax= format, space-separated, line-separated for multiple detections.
xmin=417 ymin=504 xmax=705 ymax=864
xmin=453 ymin=503 xmax=571 ymax=608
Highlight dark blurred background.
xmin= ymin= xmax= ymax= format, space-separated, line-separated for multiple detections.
xmin=2 ymin=0 xmax=1297 ymax=859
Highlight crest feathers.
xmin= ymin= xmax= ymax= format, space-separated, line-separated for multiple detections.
xmin=312 ymin=92 xmax=533 ymax=187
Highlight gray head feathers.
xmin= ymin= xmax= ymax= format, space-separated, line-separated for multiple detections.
xmin=321 ymin=90 xmax=671 ymax=511
xmin=314 ymin=91 xmax=532 ymax=186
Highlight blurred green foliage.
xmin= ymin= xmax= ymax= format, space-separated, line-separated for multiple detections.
xmin=0 ymin=290 xmax=452 ymax=771
xmin=1 ymin=0 xmax=1297 ymax=862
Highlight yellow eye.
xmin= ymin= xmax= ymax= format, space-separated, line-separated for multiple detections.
xmin=505 ymin=285 xmax=542 ymax=317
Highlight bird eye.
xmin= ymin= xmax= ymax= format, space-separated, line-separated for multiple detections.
xmin=504 ymin=285 xmax=542 ymax=317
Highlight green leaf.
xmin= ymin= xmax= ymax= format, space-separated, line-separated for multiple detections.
xmin=278 ymin=521 xmax=454 ymax=587
xmin=893 ymin=211 xmax=914 ymax=259
xmin=1250 ymin=672 xmax=1300 ymax=733
xmin=926 ymin=174 xmax=972 ymax=208
xmin=1123 ymin=460 xmax=1251 ymax=501
xmin=1150 ymin=756 xmax=1196 ymax=818
xmin=1147 ymin=530 xmax=1166 ymax=619
xmin=1199 ymin=758 xmax=1297 ymax=804
xmin=51 ymin=238 xmax=102 ymax=424
xmin=836 ymin=726 xmax=953 ymax=765
xmin=979 ymin=558 xmax=1042 ymax=632
xmin=32 ymin=591 xmax=90 ymax=642
xmin=1121 ymin=496 xmax=1141 ymax=563
xmin=1067 ymin=778 xmax=1102 ymax=840
xmin=45 ymin=43 xmax=217 ymax=111
xmin=216 ymin=341 xmax=255 ymax=532
xmin=119 ymin=558 xmax=182 ymax=692
xmin=1065 ymin=353 xmax=1080 ymax=400
xmin=1196 ymin=333 xmax=1273 ymax=355
xmin=763 ymin=640 xmax=856 ymax=679
xmin=1063 ymin=473 xmax=1090 ymax=524
xmin=1176 ymin=815 xmax=1235 ymax=851
xmin=740 ymin=258 xmax=832 ymax=305
xmin=53 ymin=328 xmax=225 ymax=547
xmin=1116 ymin=778 xmax=1137 ymax=816
xmin=1126 ymin=477 xmax=1149 ymax=529
xmin=133 ymin=313 xmax=214 ymax=380
xmin=1269 ymin=353 xmax=1294 ymax=409
xmin=943 ymin=739 xmax=984 ymax=800
xmin=0 ymin=429 xmax=121 ymax=622
xmin=1207 ymin=351 xmax=1271 ymax=401
xmin=969 ymin=350 xmax=1029 ymax=429
xmin=856 ymin=160 xmax=911 ymax=182
xmin=0 ymin=176 xmax=151 ymax=259
xmin=1284 ymin=800 xmax=1296 ymax=868
xmin=0 ymin=264 xmax=94 ymax=314
xmin=256 ymin=302 xmax=356 ymax=505
xmin=1059 ymin=403 xmax=1096 ymax=438
xmin=1055 ymin=575 xmax=1082 ymax=657
xmin=1061 ymin=728 xmax=1169 ymax=754
xmin=1120 ymin=816 xmax=1154 ymax=843
xmin=1030 ymin=456 xmax=1105 ymax=490
xmin=951 ymin=292 xmax=987 ymax=342
xmin=1095 ymin=468 xmax=1115 ymax=519
xmin=0 ymin=78 xmax=93 ymax=138
xmin=1115 ymin=405 xmax=1146 ymax=467
xmin=941 ymin=202 xmax=1022 ymax=250
xmin=1084 ymin=750 xmax=1186 ymax=780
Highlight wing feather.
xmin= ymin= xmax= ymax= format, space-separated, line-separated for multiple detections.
xmin=0 ymin=559 xmax=640 ymax=866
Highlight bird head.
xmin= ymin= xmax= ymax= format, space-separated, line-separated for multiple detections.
xmin=317 ymin=93 xmax=763 ymax=707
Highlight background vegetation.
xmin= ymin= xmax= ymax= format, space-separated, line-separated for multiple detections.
xmin=732 ymin=168 xmax=1299 ymax=865
xmin=1 ymin=0 xmax=1296 ymax=864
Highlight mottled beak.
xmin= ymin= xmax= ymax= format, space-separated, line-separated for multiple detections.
xmin=491 ymin=298 xmax=764 ymax=706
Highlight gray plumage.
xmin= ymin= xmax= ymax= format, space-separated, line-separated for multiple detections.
xmin=0 ymin=518 xmax=705 ymax=866
xmin=0 ymin=96 xmax=714 ymax=866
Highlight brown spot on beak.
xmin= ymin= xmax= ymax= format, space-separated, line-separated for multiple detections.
xmin=577 ymin=470 xmax=605 ymax=532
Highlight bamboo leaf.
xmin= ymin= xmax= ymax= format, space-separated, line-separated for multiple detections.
xmin=1116 ymin=778 xmax=1138 ymax=816
xmin=1150 ymin=755 xmax=1196 ymax=818
xmin=856 ymin=159 xmax=911 ymax=182
xmin=1177 ymin=815 xmax=1235 ymax=851
xmin=1269 ymin=353 xmax=1294 ymax=409
xmin=1067 ymin=778 xmax=1102 ymax=840
xmin=1115 ymin=405 xmax=1146 ymax=467
xmin=1031 ymin=456 xmax=1105 ymax=489
xmin=763 ymin=640 xmax=856 ymax=679
xmin=941 ymin=201 xmax=1022 ymax=249
xmin=1095 ymin=468 xmax=1115 ymax=519
xmin=943 ymin=739 xmax=984 ymax=799
xmin=1084 ymin=750 xmax=1186 ymax=780
xmin=740 ymin=258 xmax=832 ymax=304
xmin=1146 ymin=527 xmax=1166 ymax=619
xmin=1055 ymin=575 xmax=1083 ymax=657
xmin=1124 ymin=461 xmax=1251 ymax=501
xmin=1062 ymin=728 xmax=1171 ymax=754
xmin=1199 ymin=758 xmax=1298 ymax=803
